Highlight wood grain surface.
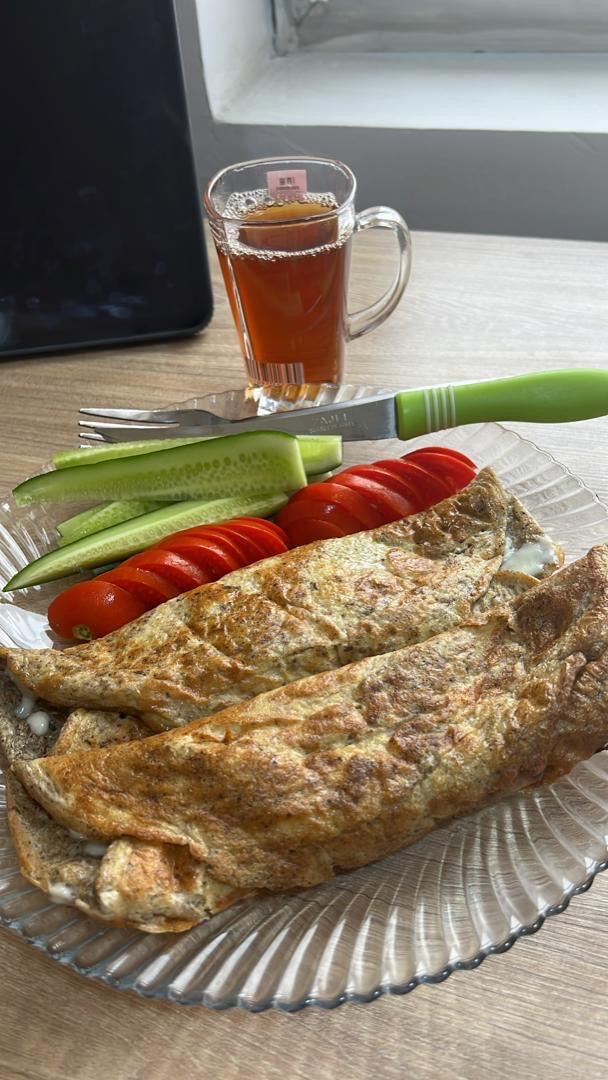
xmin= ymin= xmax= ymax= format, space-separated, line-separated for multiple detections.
xmin=1 ymin=229 xmax=608 ymax=1080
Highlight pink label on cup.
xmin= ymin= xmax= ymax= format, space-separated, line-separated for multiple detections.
xmin=266 ymin=169 xmax=308 ymax=201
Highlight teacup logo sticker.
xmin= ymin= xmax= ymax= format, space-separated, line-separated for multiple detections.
xmin=266 ymin=169 xmax=308 ymax=201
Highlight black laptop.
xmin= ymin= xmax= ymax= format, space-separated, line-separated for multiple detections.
xmin=0 ymin=0 xmax=213 ymax=358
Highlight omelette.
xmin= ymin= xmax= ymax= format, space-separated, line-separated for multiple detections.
xmin=13 ymin=546 xmax=608 ymax=911
xmin=0 ymin=677 xmax=249 ymax=932
xmin=3 ymin=468 xmax=561 ymax=731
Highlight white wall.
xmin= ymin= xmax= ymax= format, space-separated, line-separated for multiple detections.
xmin=176 ymin=0 xmax=608 ymax=241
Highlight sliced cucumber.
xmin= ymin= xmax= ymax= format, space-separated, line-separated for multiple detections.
xmin=13 ymin=431 xmax=306 ymax=507
xmin=58 ymin=472 xmax=334 ymax=545
xmin=57 ymin=500 xmax=165 ymax=544
xmin=53 ymin=433 xmax=342 ymax=476
xmin=293 ymin=436 xmax=341 ymax=475
xmin=53 ymin=438 xmax=202 ymax=468
xmin=4 ymin=491 xmax=289 ymax=590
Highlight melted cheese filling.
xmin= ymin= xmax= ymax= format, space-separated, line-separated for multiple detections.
xmin=49 ymin=883 xmax=76 ymax=904
xmin=502 ymin=537 xmax=559 ymax=577
xmin=26 ymin=710 xmax=50 ymax=736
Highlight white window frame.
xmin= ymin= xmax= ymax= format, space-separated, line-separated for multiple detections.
xmin=195 ymin=0 xmax=608 ymax=135
xmin=273 ymin=0 xmax=608 ymax=56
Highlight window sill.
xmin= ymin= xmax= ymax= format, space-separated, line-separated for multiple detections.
xmin=214 ymin=51 xmax=608 ymax=134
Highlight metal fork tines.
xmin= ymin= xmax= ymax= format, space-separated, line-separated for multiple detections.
xmin=78 ymin=424 xmax=187 ymax=443
xmin=80 ymin=406 xmax=225 ymax=425
xmin=78 ymin=420 xmax=228 ymax=442
xmin=78 ymin=405 xmax=233 ymax=442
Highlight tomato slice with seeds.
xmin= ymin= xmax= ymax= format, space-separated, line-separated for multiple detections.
xmin=48 ymin=580 xmax=149 ymax=641
xmin=100 ymin=566 xmax=181 ymax=608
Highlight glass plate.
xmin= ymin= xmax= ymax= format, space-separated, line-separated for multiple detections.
xmin=2 ymin=421 xmax=608 ymax=1012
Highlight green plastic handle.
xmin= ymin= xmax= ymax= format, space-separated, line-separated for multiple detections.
xmin=395 ymin=368 xmax=608 ymax=439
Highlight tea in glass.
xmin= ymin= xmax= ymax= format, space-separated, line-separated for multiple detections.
xmin=205 ymin=157 xmax=411 ymax=390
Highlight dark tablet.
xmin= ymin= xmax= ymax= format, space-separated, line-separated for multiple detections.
xmin=0 ymin=0 xmax=213 ymax=358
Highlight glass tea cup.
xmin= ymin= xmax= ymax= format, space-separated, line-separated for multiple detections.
xmin=204 ymin=156 xmax=412 ymax=391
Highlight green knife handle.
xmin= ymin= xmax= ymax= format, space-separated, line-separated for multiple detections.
xmin=395 ymin=369 xmax=608 ymax=439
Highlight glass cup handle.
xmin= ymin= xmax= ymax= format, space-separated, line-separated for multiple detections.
xmin=347 ymin=206 xmax=412 ymax=341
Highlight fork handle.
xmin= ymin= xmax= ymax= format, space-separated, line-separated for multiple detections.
xmin=395 ymin=369 xmax=608 ymax=438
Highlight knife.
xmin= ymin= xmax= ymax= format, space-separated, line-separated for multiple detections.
xmin=81 ymin=369 xmax=608 ymax=442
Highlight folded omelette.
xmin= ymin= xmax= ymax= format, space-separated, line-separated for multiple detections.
xmin=13 ymin=546 xmax=608 ymax=915
xmin=2 ymin=705 xmax=249 ymax=932
xmin=4 ymin=468 xmax=560 ymax=731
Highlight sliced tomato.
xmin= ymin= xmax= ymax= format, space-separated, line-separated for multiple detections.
xmin=163 ymin=518 xmax=287 ymax=559
xmin=373 ymin=459 xmax=453 ymax=508
xmin=404 ymin=446 xmax=476 ymax=468
xmin=169 ymin=517 xmax=286 ymax=543
xmin=198 ymin=524 xmax=278 ymax=562
xmin=287 ymin=482 xmax=383 ymax=529
xmin=170 ymin=523 xmax=275 ymax=563
xmin=100 ymin=566 xmax=181 ymax=608
xmin=48 ymin=580 xmax=148 ymax=641
xmin=402 ymin=448 xmax=476 ymax=488
xmin=335 ymin=463 xmax=425 ymax=509
xmin=281 ymin=518 xmax=345 ymax=546
xmin=231 ymin=516 xmax=288 ymax=541
xmin=169 ymin=526 xmax=250 ymax=563
xmin=196 ymin=525 xmax=268 ymax=563
xmin=329 ymin=472 xmax=415 ymax=521
xmin=161 ymin=526 xmax=244 ymax=558
xmin=219 ymin=518 xmax=289 ymax=553
xmin=152 ymin=535 xmax=244 ymax=578
xmin=123 ymin=549 xmax=209 ymax=591
xmin=276 ymin=497 xmax=365 ymax=536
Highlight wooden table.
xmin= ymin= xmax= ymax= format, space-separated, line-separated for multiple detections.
xmin=1 ymin=231 xmax=608 ymax=1080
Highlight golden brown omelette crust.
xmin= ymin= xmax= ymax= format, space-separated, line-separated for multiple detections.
xmin=15 ymin=545 xmax=608 ymax=902
xmin=3 ymin=706 xmax=249 ymax=932
xmin=94 ymin=839 xmax=251 ymax=929
xmin=3 ymin=469 xmax=560 ymax=731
